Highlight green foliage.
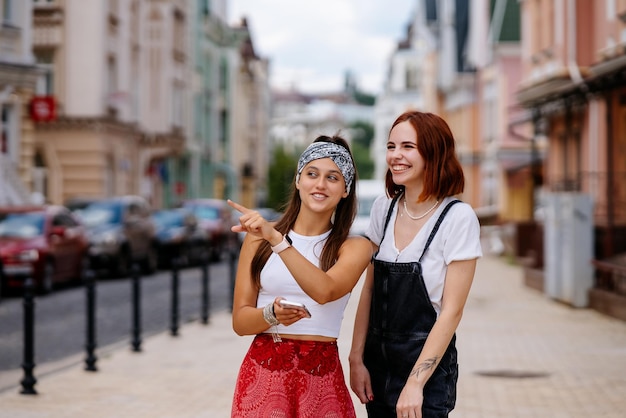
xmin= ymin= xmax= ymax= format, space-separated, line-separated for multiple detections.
xmin=348 ymin=120 xmax=375 ymax=179
xmin=267 ymin=145 xmax=297 ymax=210
xmin=352 ymin=143 xmax=374 ymax=180
xmin=353 ymin=91 xmax=376 ymax=106
xmin=350 ymin=121 xmax=374 ymax=148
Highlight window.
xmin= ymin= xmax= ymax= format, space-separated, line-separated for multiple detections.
xmin=405 ymin=63 xmax=419 ymax=90
xmin=173 ymin=9 xmax=185 ymax=53
xmin=201 ymin=0 xmax=211 ymax=16
xmin=1 ymin=104 xmax=16 ymax=156
xmin=107 ymin=55 xmax=118 ymax=97
xmin=219 ymin=59 xmax=228 ymax=92
xmin=172 ymin=83 xmax=183 ymax=128
xmin=3 ymin=0 xmax=13 ymax=24
xmin=35 ymin=50 xmax=55 ymax=95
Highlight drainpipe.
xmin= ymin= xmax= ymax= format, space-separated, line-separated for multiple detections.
xmin=566 ymin=0 xmax=588 ymax=192
xmin=567 ymin=0 xmax=586 ymax=91
xmin=605 ymin=93 xmax=615 ymax=258
xmin=508 ymin=108 xmax=543 ymax=219
xmin=568 ymin=0 xmax=614 ymax=260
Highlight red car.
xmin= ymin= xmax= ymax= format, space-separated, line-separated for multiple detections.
xmin=0 ymin=205 xmax=89 ymax=296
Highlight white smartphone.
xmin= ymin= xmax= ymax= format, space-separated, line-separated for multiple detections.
xmin=279 ymin=300 xmax=312 ymax=318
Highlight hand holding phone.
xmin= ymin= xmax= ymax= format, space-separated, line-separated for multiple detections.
xmin=278 ymin=299 xmax=312 ymax=318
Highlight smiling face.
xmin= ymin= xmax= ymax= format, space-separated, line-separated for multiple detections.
xmin=296 ymin=157 xmax=348 ymax=213
xmin=386 ymin=120 xmax=426 ymax=188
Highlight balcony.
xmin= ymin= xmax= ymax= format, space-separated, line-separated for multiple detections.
xmin=0 ymin=23 xmax=21 ymax=58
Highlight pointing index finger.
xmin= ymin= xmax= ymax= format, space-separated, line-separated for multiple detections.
xmin=227 ymin=199 xmax=250 ymax=214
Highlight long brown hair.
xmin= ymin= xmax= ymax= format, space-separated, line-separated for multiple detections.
xmin=250 ymin=134 xmax=358 ymax=289
xmin=385 ymin=111 xmax=465 ymax=202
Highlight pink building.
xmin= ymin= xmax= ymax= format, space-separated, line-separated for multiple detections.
xmin=517 ymin=0 xmax=626 ymax=320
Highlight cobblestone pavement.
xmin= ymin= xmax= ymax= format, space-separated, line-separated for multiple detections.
xmin=0 ymin=255 xmax=624 ymax=417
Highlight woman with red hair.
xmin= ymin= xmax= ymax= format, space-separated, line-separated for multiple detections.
xmin=349 ymin=111 xmax=482 ymax=418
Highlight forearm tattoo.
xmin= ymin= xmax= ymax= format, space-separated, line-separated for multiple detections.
xmin=409 ymin=356 xmax=439 ymax=380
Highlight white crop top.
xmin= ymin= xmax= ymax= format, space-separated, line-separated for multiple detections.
xmin=256 ymin=229 xmax=350 ymax=338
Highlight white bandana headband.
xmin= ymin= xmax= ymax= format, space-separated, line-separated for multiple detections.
xmin=296 ymin=142 xmax=355 ymax=193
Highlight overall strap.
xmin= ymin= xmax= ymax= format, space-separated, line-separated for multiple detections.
xmin=418 ymin=199 xmax=461 ymax=262
xmin=373 ymin=193 xmax=402 ymax=258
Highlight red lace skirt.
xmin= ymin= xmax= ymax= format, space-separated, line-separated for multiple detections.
xmin=231 ymin=334 xmax=356 ymax=418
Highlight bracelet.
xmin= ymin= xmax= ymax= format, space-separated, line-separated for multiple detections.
xmin=262 ymin=302 xmax=282 ymax=343
xmin=271 ymin=234 xmax=292 ymax=254
xmin=262 ymin=302 xmax=280 ymax=326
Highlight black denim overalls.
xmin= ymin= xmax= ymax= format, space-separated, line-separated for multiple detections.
xmin=364 ymin=196 xmax=461 ymax=418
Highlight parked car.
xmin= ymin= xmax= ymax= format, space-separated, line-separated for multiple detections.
xmin=0 ymin=205 xmax=89 ymax=295
xmin=64 ymin=196 xmax=101 ymax=214
xmin=232 ymin=207 xmax=282 ymax=247
xmin=182 ymin=199 xmax=238 ymax=261
xmin=152 ymin=208 xmax=209 ymax=268
xmin=77 ymin=196 xmax=157 ymax=277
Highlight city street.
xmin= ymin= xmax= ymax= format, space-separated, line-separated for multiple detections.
xmin=3 ymin=2 xmax=626 ymax=416
xmin=0 ymin=258 xmax=236 ymax=393
xmin=0 ymin=255 xmax=624 ymax=417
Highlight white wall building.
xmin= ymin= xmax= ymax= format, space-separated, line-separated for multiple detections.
xmin=373 ymin=0 xmax=439 ymax=180
xmin=0 ymin=0 xmax=39 ymax=205
xmin=31 ymin=0 xmax=188 ymax=206
xmin=271 ymin=90 xmax=374 ymax=156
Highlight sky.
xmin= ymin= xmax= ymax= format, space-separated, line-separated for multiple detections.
xmin=228 ymin=0 xmax=417 ymax=95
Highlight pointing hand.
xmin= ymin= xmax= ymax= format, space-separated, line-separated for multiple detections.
xmin=227 ymin=200 xmax=280 ymax=244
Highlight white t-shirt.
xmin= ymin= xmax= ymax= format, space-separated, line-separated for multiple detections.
xmin=366 ymin=195 xmax=482 ymax=315
xmin=256 ymin=230 xmax=350 ymax=338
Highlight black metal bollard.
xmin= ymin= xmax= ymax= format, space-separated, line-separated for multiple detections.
xmin=20 ymin=277 xmax=37 ymax=395
xmin=130 ymin=263 xmax=142 ymax=352
xmin=228 ymin=248 xmax=237 ymax=312
xmin=170 ymin=257 xmax=180 ymax=336
xmin=84 ymin=269 xmax=98 ymax=371
xmin=200 ymin=255 xmax=210 ymax=324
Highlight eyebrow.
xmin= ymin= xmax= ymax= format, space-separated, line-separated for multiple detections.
xmin=387 ymin=140 xmax=417 ymax=145
xmin=306 ymin=165 xmax=343 ymax=176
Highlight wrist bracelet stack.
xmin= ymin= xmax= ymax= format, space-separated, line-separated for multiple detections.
xmin=262 ymin=302 xmax=282 ymax=342
xmin=263 ymin=302 xmax=279 ymax=326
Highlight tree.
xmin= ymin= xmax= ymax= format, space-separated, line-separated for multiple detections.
xmin=352 ymin=143 xmax=375 ymax=180
xmin=353 ymin=91 xmax=376 ymax=106
xmin=267 ymin=145 xmax=297 ymax=210
xmin=350 ymin=121 xmax=374 ymax=148
xmin=349 ymin=121 xmax=375 ymax=179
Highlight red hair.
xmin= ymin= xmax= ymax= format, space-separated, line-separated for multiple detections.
xmin=385 ymin=111 xmax=465 ymax=202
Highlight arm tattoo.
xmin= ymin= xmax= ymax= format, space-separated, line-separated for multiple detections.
xmin=409 ymin=356 xmax=439 ymax=380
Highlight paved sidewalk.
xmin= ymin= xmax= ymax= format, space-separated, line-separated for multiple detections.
xmin=0 ymin=256 xmax=625 ymax=417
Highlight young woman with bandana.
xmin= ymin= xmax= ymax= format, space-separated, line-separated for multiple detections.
xmin=349 ymin=111 xmax=482 ymax=418
xmin=229 ymin=135 xmax=372 ymax=418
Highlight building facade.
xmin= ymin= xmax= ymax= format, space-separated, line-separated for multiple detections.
xmin=373 ymin=0 xmax=532 ymax=222
xmin=517 ymin=0 xmax=626 ymax=319
xmin=372 ymin=0 xmax=439 ymax=181
xmin=186 ymin=0 xmax=237 ymax=204
xmin=31 ymin=0 xmax=187 ymax=207
xmin=466 ymin=0 xmax=535 ymax=223
xmin=0 ymin=0 xmax=39 ymax=205
xmin=181 ymin=1 xmax=271 ymax=209
xmin=230 ymin=17 xmax=270 ymax=208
